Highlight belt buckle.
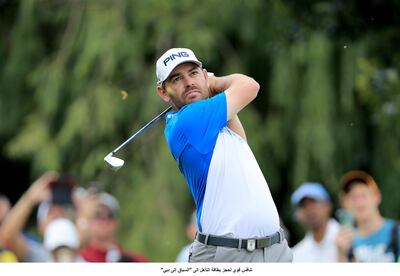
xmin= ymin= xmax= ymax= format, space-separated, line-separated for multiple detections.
xmin=246 ymin=239 xmax=256 ymax=252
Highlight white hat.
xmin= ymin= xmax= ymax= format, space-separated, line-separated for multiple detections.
xmin=44 ymin=218 xmax=80 ymax=251
xmin=98 ymin=192 xmax=119 ymax=216
xmin=156 ymin=48 xmax=202 ymax=85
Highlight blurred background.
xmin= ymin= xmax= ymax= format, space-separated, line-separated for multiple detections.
xmin=0 ymin=0 xmax=399 ymax=261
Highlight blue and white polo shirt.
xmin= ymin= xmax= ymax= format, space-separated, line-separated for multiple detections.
xmin=164 ymin=92 xmax=280 ymax=239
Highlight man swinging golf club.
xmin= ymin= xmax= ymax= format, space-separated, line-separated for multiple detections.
xmin=155 ymin=48 xmax=292 ymax=262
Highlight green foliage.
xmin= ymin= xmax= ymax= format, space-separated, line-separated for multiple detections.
xmin=1 ymin=0 xmax=399 ymax=259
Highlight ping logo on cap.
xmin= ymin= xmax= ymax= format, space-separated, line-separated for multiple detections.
xmin=156 ymin=48 xmax=202 ymax=84
xmin=163 ymin=51 xmax=190 ymax=66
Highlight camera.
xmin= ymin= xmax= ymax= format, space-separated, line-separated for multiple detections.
xmin=50 ymin=175 xmax=76 ymax=205
xmin=336 ymin=209 xmax=355 ymax=227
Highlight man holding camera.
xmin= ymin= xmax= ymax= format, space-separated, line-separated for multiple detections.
xmin=335 ymin=170 xmax=400 ymax=262
xmin=0 ymin=171 xmax=73 ymax=261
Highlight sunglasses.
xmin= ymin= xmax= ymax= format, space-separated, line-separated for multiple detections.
xmin=93 ymin=211 xmax=116 ymax=220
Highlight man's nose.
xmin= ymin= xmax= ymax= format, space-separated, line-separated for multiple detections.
xmin=182 ymin=74 xmax=193 ymax=87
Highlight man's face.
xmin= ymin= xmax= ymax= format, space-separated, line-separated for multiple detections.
xmin=297 ymin=198 xmax=331 ymax=231
xmin=89 ymin=205 xmax=118 ymax=241
xmin=157 ymin=63 xmax=209 ymax=109
xmin=343 ymin=182 xmax=380 ymax=222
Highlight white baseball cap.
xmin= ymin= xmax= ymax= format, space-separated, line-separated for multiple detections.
xmin=44 ymin=218 xmax=80 ymax=251
xmin=156 ymin=48 xmax=202 ymax=85
xmin=98 ymin=192 xmax=120 ymax=216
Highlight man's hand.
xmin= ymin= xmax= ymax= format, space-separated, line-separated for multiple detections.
xmin=207 ymin=73 xmax=221 ymax=97
xmin=25 ymin=171 xmax=58 ymax=206
xmin=75 ymin=192 xmax=101 ymax=220
xmin=335 ymin=226 xmax=355 ymax=261
xmin=206 ymin=73 xmax=259 ymax=120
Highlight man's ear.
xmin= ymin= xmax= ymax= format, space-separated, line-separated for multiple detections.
xmin=295 ymin=209 xmax=305 ymax=223
xmin=203 ymin=68 xmax=208 ymax=78
xmin=374 ymin=190 xmax=382 ymax=206
xmin=156 ymin=85 xmax=170 ymax=102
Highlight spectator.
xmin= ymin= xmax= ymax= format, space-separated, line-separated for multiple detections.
xmin=335 ymin=170 xmax=400 ymax=262
xmin=78 ymin=192 xmax=148 ymax=262
xmin=290 ymin=182 xmax=340 ymax=262
xmin=0 ymin=194 xmax=18 ymax=262
xmin=0 ymin=194 xmax=11 ymax=224
xmin=43 ymin=218 xmax=82 ymax=262
xmin=0 ymin=171 xmax=76 ymax=261
xmin=36 ymin=175 xmax=76 ymax=234
xmin=175 ymin=211 xmax=197 ymax=262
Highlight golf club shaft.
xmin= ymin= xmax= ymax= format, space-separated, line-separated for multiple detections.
xmin=111 ymin=106 xmax=173 ymax=155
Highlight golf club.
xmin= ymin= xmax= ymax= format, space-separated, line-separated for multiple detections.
xmin=104 ymin=72 xmax=214 ymax=170
xmin=104 ymin=106 xmax=173 ymax=170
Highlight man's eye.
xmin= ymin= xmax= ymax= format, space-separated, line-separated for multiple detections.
xmin=172 ymin=76 xmax=181 ymax=83
xmin=190 ymin=71 xmax=199 ymax=76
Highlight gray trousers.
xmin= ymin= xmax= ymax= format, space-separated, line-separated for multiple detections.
xmin=189 ymin=231 xmax=293 ymax=262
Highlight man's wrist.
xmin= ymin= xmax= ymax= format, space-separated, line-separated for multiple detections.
xmin=208 ymin=74 xmax=224 ymax=96
xmin=21 ymin=193 xmax=38 ymax=208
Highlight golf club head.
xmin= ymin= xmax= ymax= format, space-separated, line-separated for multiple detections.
xmin=104 ymin=153 xmax=125 ymax=171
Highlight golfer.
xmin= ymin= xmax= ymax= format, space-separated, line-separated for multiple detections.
xmin=155 ymin=48 xmax=292 ymax=262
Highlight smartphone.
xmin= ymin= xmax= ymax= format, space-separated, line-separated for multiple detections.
xmin=50 ymin=175 xmax=75 ymax=205
xmin=336 ymin=209 xmax=355 ymax=227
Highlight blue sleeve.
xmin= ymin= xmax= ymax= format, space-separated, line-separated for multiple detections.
xmin=178 ymin=92 xmax=227 ymax=154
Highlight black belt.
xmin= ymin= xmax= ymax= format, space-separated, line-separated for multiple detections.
xmin=196 ymin=230 xmax=283 ymax=252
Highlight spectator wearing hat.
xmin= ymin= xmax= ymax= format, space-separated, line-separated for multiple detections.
xmin=290 ymin=182 xmax=340 ymax=262
xmin=335 ymin=170 xmax=400 ymax=262
xmin=44 ymin=218 xmax=82 ymax=262
xmin=78 ymin=192 xmax=148 ymax=262
xmin=0 ymin=172 xmax=73 ymax=262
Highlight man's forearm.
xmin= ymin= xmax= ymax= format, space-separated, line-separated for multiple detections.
xmin=0 ymin=193 xmax=35 ymax=260
xmin=0 ymin=194 xmax=35 ymax=242
xmin=208 ymin=74 xmax=245 ymax=96
xmin=208 ymin=73 xmax=259 ymax=121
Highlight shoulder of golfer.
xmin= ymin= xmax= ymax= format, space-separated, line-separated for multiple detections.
xmin=208 ymin=74 xmax=260 ymax=120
